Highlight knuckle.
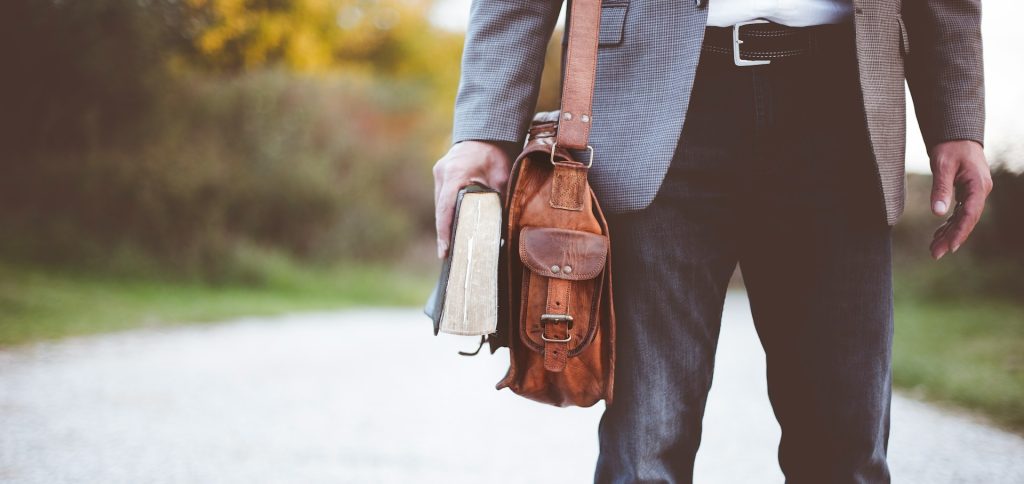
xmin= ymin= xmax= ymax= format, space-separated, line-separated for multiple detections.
xmin=961 ymin=204 xmax=982 ymax=220
xmin=932 ymin=171 xmax=952 ymax=187
xmin=983 ymin=176 xmax=994 ymax=194
xmin=932 ymin=188 xmax=952 ymax=201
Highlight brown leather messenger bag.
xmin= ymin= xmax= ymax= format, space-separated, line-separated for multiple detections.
xmin=489 ymin=0 xmax=615 ymax=408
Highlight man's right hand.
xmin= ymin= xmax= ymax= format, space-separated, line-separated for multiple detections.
xmin=432 ymin=140 xmax=514 ymax=259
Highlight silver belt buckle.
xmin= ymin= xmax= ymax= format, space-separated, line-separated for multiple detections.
xmin=733 ymin=19 xmax=771 ymax=66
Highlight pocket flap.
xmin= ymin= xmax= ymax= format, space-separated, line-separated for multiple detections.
xmin=519 ymin=227 xmax=608 ymax=280
xmin=561 ymin=0 xmax=629 ymax=47
xmin=598 ymin=2 xmax=628 ymax=46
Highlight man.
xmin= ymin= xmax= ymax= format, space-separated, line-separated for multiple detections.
xmin=432 ymin=0 xmax=991 ymax=482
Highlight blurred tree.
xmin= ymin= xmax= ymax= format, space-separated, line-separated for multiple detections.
xmin=176 ymin=0 xmax=465 ymax=129
xmin=0 ymin=0 xmax=184 ymax=152
xmin=0 ymin=0 xmax=468 ymax=276
xmin=0 ymin=0 xmax=572 ymax=277
xmin=179 ymin=0 xmax=453 ymax=75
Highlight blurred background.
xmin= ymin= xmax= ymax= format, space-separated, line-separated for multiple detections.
xmin=0 ymin=0 xmax=1021 ymax=482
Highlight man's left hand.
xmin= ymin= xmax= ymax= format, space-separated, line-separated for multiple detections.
xmin=928 ymin=140 xmax=993 ymax=260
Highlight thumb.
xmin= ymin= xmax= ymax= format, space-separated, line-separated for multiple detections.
xmin=930 ymin=161 xmax=955 ymax=216
xmin=435 ymin=184 xmax=456 ymax=259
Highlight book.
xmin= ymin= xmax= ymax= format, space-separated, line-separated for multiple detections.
xmin=423 ymin=182 xmax=502 ymax=336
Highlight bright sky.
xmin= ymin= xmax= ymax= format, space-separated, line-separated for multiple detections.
xmin=429 ymin=1 xmax=1024 ymax=173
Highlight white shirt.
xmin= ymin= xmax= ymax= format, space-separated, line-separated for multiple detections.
xmin=706 ymin=0 xmax=854 ymax=27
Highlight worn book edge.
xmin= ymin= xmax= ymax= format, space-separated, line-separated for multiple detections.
xmin=423 ymin=183 xmax=502 ymax=337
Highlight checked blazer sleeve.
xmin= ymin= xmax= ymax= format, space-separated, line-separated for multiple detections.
xmin=450 ymin=0 xmax=564 ymax=147
xmin=903 ymin=0 xmax=985 ymax=149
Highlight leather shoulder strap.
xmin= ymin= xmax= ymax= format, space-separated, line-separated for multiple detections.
xmin=555 ymin=0 xmax=602 ymax=150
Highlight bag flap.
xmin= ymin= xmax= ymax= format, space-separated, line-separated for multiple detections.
xmin=519 ymin=226 xmax=608 ymax=280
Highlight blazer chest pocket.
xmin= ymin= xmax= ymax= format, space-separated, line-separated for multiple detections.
xmin=562 ymin=0 xmax=629 ymax=47
xmin=598 ymin=0 xmax=629 ymax=46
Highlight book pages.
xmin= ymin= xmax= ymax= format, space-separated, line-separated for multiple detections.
xmin=439 ymin=192 xmax=501 ymax=336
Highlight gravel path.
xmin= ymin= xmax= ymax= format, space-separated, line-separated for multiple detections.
xmin=1 ymin=291 xmax=1022 ymax=483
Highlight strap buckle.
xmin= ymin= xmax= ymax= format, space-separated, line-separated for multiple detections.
xmin=550 ymin=142 xmax=594 ymax=168
xmin=733 ymin=19 xmax=771 ymax=66
xmin=540 ymin=313 xmax=574 ymax=343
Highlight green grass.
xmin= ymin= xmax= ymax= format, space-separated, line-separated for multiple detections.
xmin=893 ymin=294 xmax=1024 ymax=432
xmin=0 ymin=258 xmax=434 ymax=347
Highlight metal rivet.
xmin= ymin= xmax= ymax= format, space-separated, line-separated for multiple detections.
xmin=580 ymin=114 xmax=590 ymax=123
xmin=550 ymin=265 xmax=560 ymax=273
xmin=563 ymin=265 xmax=572 ymax=274
xmin=562 ymin=112 xmax=573 ymax=120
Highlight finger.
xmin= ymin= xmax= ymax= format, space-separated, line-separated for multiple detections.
xmin=930 ymin=157 xmax=956 ymax=216
xmin=930 ymin=220 xmax=956 ymax=259
xmin=931 ymin=219 xmax=952 ymax=242
xmin=432 ymin=159 xmax=445 ymax=206
xmin=930 ymin=204 xmax=963 ymax=259
xmin=932 ymin=195 xmax=983 ymax=260
xmin=931 ymin=205 xmax=958 ymax=238
xmin=466 ymin=174 xmax=489 ymax=190
xmin=944 ymin=185 xmax=986 ymax=253
xmin=488 ymin=166 xmax=511 ymax=198
xmin=930 ymin=220 xmax=952 ymax=259
xmin=434 ymin=183 xmax=457 ymax=259
xmin=932 ymin=216 xmax=968 ymax=258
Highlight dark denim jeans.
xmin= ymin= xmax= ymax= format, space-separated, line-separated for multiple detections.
xmin=594 ymin=25 xmax=894 ymax=484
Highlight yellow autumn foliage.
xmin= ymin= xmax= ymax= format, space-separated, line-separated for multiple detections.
xmin=182 ymin=0 xmax=451 ymax=75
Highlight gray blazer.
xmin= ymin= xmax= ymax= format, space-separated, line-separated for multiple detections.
xmin=451 ymin=0 xmax=984 ymax=225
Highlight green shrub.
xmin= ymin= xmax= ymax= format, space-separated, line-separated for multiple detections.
xmin=0 ymin=0 xmax=457 ymax=280
xmin=2 ymin=71 xmax=440 ymax=277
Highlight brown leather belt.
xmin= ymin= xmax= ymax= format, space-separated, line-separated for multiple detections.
xmin=702 ymin=20 xmax=852 ymax=66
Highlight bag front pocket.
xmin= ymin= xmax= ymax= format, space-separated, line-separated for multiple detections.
xmin=517 ymin=226 xmax=608 ymax=357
